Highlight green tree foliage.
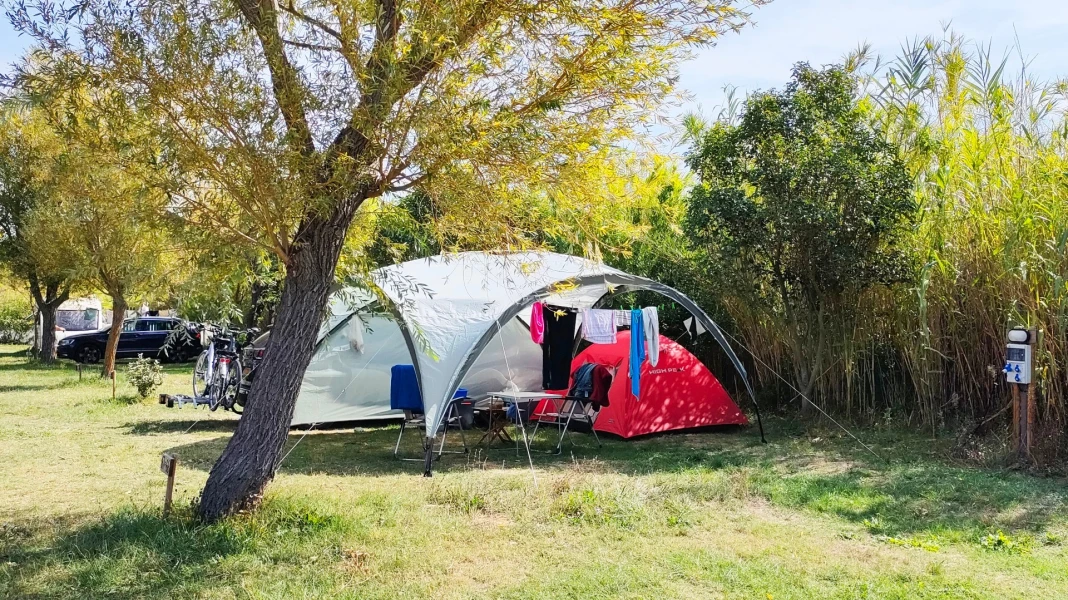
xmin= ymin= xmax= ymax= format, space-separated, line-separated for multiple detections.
xmin=0 ymin=289 xmax=32 ymax=344
xmin=15 ymin=82 xmax=175 ymax=376
xmin=685 ymin=63 xmax=915 ymax=409
xmin=169 ymin=242 xmax=283 ymax=330
xmin=0 ymin=100 xmax=84 ymax=361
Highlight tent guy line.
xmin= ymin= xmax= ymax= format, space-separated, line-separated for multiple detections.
xmin=718 ymin=328 xmax=885 ymax=463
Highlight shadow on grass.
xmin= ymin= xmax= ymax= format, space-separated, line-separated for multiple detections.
xmin=0 ymin=511 xmax=247 ymax=599
xmin=120 ymin=418 xmax=239 ymax=435
xmin=0 ymin=383 xmax=56 ymax=393
xmin=159 ymin=422 xmax=1068 ymax=542
xmin=758 ymin=463 xmax=1067 ymax=539
xmin=0 ymin=377 xmax=130 ymax=393
xmin=0 ymin=500 xmax=351 ymax=599
xmin=160 ymin=361 xmax=196 ymax=373
xmin=0 ymin=358 xmax=77 ymax=373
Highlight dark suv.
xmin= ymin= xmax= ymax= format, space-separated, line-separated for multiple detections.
xmin=57 ymin=317 xmax=200 ymax=364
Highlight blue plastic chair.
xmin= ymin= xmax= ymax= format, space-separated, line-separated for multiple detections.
xmin=391 ymin=365 xmax=468 ymax=460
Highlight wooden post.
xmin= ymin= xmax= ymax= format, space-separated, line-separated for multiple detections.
xmin=1012 ymin=328 xmax=1038 ymax=463
xmin=110 ymin=370 xmax=116 ymax=400
xmin=77 ymin=364 xmax=82 ymax=381
xmin=1012 ymin=383 xmax=1020 ymax=448
xmin=160 ymin=453 xmax=177 ymax=515
xmin=1015 ymin=382 xmax=1030 ymax=461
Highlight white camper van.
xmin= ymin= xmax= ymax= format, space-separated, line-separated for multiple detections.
xmin=53 ymin=297 xmax=104 ymax=341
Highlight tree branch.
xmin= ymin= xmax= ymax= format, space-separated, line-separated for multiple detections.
xmin=387 ymin=172 xmax=428 ymax=193
xmin=234 ymin=0 xmax=316 ymax=156
xmin=281 ymin=1 xmax=343 ymax=41
xmin=282 ymin=38 xmax=341 ymax=53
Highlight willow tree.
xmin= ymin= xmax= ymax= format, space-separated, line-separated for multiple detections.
xmin=0 ymin=102 xmax=79 ymax=362
xmin=12 ymin=0 xmax=758 ymax=520
xmin=14 ymin=84 xmax=175 ymax=376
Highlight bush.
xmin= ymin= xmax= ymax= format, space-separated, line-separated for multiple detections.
xmin=126 ymin=354 xmax=163 ymax=398
xmin=979 ymin=530 xmax=1031 ymax=554
xmin=0 ymin=296 xmax=32 ymax=344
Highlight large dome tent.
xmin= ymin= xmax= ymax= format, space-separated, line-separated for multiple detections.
xmin=293 ymin=251 xmax=764 ymax=472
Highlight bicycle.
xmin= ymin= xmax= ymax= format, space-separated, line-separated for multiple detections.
xmin=192 ymin=324 xmax=253 ymax=413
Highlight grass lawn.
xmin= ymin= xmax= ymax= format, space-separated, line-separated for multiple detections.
xmin=1 ymin=345 xmax=1066 ymax=599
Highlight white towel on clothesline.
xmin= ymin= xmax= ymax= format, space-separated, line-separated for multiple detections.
xmin=642 ymin=306 xmax=659 ymax=366
xmin=582 ymin=309 xmax=617 ymax=344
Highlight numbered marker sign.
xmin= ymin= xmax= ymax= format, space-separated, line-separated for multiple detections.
xmin=160 ymin=453 xmax=176 ymax=475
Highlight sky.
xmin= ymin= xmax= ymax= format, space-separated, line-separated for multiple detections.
xmin=3 ymin=0 xmax=1068 ymax=132
xmin=678 ymin=0 xmax=1068 ymax=119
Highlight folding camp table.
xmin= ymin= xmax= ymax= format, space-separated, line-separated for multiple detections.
xmin=484 ymin=391 xmax=564 ymax=456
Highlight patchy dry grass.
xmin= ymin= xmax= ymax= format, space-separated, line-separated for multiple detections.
xmin=1 ymin=345 xmax=1066 ymax=599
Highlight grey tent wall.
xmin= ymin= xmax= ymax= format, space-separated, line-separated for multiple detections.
xmin=319 ymin=305 xmax=426 ymax=396
xmin=424 ymin=273 xmax=766 ymax=471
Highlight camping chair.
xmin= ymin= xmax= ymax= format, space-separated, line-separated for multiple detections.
xmin=391 ymin=365 xmax=468 ymax=461
xmin=530 ymin=396 xmax=601 ymax=454
xmin=530 ymin=364 xmax=603 ymax=454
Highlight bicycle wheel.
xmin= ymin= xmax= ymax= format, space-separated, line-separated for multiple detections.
xmin=208 ymin=361 xmax=227 ymax=411
xmin=221 ymin=357 xmax=242 ymax=412
xmin=192 ymin=350 xmax=210 ymax=398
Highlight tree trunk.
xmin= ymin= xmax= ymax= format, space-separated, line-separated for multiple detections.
xmin=244 ymin=277 xmax=263 ymax=330
xmin=39 ymin=303 xmax=59 ymax=364
xmin=799 ymin=374 xmax=816 ymax=417
xmin=102 ymin=295 xmax=127 ymax=377
xmin=198 ymin=198 xmax=362 ymax=522
xmin=31 ymin=307 xmax=41 ymax=359
xmin=799 ymin=303 xmax=828 ymax=419
xmin=28 ymin=275 xmax=71 ymax=364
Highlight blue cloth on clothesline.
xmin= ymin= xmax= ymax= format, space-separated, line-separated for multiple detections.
xmin=629 ymin=309 xmax=645 ymax=399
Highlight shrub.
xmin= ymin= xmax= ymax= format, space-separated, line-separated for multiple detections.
xmin=126 ymin=354 xmax=163 ymax=398
xmin=979 ymin=530 xmax=1031 ymax=554
xmin=0 ymin=296 xmax=32 ymax=344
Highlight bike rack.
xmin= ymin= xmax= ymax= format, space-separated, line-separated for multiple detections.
xmin=160 ymin=394 xmax=213 ymax=409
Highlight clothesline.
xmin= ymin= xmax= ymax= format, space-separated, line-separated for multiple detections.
xmin=532 ymin=302 xmax=661 ymax=401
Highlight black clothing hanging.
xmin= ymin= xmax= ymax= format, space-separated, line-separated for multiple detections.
xmin=541 ymin=304 xmax=577 ymax=390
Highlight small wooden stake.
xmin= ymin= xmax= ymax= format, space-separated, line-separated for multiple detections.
xmin=77 ymin=364 xmax=82 ymax=381
xmin=160 ymin=453 xmax=177 ymax=515
xmin=110 ymin=370 xmax=116 ymax=400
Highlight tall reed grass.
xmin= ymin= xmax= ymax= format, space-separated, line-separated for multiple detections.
xmin=719 ymin=31 xmax=1068 ymax=463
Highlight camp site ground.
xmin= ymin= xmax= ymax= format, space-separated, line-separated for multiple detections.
xmin=2 ymin=345 xmax=1067 ymax=599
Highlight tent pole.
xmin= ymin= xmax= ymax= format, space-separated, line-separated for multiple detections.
xmin=422 ymin=437 xmax=433 ymax=477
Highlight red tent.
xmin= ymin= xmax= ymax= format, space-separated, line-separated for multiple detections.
xmin=540 ymin=331 xmax=747 ymax=439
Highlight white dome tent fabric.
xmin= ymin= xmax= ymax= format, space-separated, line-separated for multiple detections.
xmin=293 ymin=304 xmax=542 ymax=425
xmin=293 ymin=251 xmax=764 ymax=470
